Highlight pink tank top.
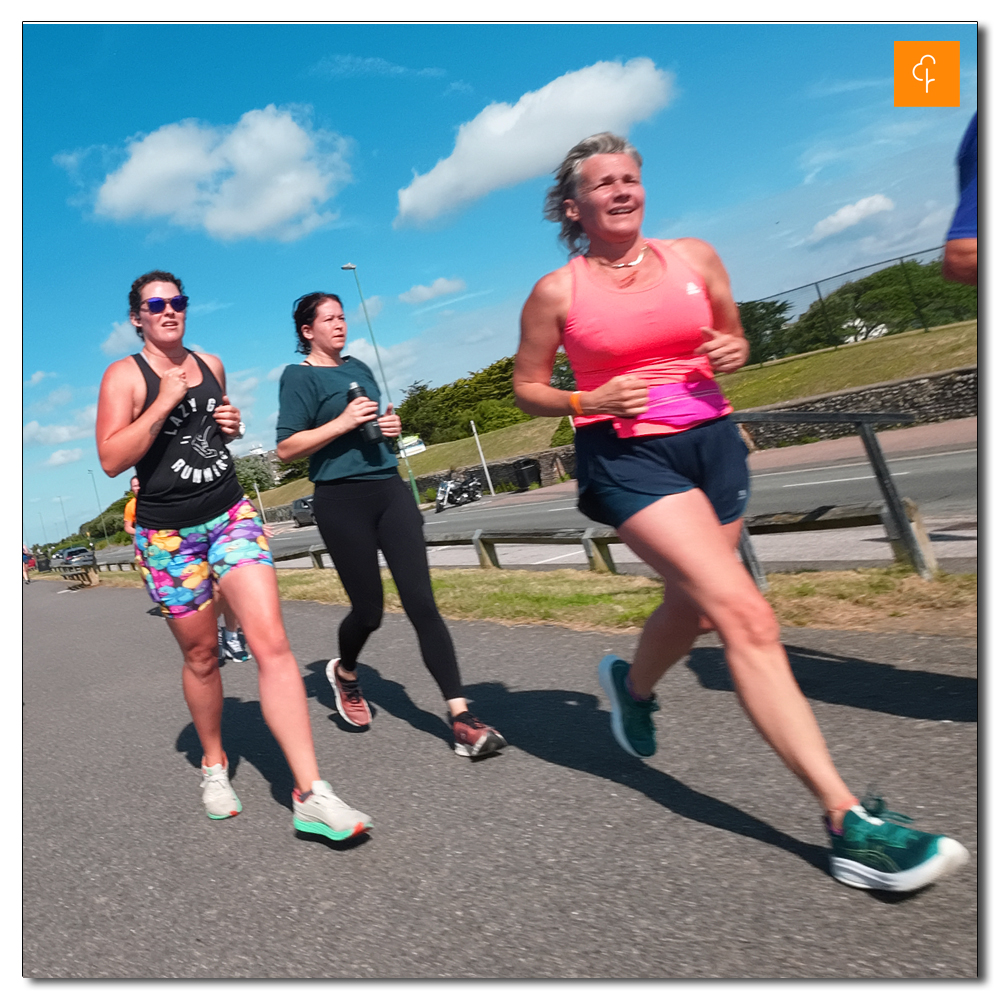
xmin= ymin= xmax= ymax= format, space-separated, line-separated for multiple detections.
xmin=562 ymin=239 xmax=733 ymax=437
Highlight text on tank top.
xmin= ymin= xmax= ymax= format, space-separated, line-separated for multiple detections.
xmin=131 ymin=352 xmax=244 ymax=528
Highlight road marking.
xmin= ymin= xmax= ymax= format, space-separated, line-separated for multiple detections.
xmin=782 ymin=472 xmax=910 ymax=488
xmin=545 ymin=506 xmax=579 ymax=512
xmin=531 ymin=550 xmax=581 ymax=564
xmin=752 ymin=448 xmax=976 ymax=480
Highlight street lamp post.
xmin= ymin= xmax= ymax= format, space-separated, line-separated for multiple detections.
xmin=341 ymin=262 xmax=422 ymax=505
xmin=38 ymin=512 xmax=47 ymax=545
xmin=87 ymin=469 xmax=108 ymax=543
xmin=54 ymin=495 xmax=71 ymax=537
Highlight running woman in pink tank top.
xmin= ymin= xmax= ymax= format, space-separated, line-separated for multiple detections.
xmin=513 ymin=133 xmax=967 ymax=894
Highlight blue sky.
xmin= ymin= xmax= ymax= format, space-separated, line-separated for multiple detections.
xmin=20 ymin=21 xmax=978 ymax=547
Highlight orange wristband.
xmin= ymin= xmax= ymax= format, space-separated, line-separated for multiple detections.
xmin=569 ymin=391 xmax=584 ymax=416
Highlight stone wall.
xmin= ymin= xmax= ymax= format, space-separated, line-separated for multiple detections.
xmin=732 ymin=366 xmax=977 ymax=450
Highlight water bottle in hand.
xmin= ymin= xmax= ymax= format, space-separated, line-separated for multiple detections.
xmin=346 ymin=382 xmax=384 ymax=444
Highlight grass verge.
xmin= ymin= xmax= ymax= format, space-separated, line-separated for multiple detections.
xmin=80 ymin=564 xmax=976 ymax=638
xmin=716 ymin=321 xmax=977 ymax=409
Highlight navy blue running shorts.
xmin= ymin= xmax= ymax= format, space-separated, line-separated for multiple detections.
xmin=573 ymin=417 xmax=750 ymax=529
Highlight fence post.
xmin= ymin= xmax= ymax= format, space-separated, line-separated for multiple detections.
xmin=738 ymin=527 xmax=769 ymax=592
xmin=897 ymin=257 xmax=930 ymax=334
xmin=582 ymin=527 xmax=616 ymax=574
xmin=813 ymin=282 xmax=838 ymax=346
xmin=472 ymin=529 xmax=501 ymax=569
xmin=855 ymin=422 xmax=933 ymax=579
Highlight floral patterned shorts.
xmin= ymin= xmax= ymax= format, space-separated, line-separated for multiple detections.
xmin=134 ymin=497 xmax=273 ymax=619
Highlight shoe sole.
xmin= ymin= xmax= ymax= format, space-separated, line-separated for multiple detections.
xmin=598 ymin=655 xmax=653 ymax=759
xmin=831 ymin=837 xmax=969 ymax=891
xmin=326 ymin=658 xmax=372 ymax=728
xmin=205 ymin=797 xmax=243 ymax=820
xmin=294 ymin=817 xmax=372 ymax=841
xmin=453 ymin=732 xmax=508 ymax=758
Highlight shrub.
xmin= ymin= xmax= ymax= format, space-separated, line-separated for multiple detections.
xmin=550 ymin=416 xmax=574 ymax=447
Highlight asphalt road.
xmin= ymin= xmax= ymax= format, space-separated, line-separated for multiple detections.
xmin=23 ymin=581 xmax=977 ymax=978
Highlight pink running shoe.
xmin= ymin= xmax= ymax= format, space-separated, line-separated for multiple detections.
xmin=326 ymin=658 xmax=372 ymax=728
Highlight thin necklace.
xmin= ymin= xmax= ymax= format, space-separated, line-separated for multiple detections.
xmin=302 ymin=356 xmax=343 ymax=367
xmin=589 ymin=244 xmax=648 ymax=269
xmin=142 ymin=346 xmax=189 ymax=367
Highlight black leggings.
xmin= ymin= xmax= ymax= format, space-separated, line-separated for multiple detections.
xmin=311 ymin=475 xmax=463 ymax=701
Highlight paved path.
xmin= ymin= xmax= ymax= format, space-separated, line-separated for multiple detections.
xmin=23 ymin=582 xmax=977 ymax=978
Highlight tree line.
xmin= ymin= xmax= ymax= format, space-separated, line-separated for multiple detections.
xmin=738 ymin=257 xmax=977 ymax=365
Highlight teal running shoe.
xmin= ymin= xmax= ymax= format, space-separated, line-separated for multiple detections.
xmin=293 ymin=780 xmax=372 ymax=842
xmin=598 ymin=655 xmax=659 ymax=758
xmin=828 ymin=794 xmax=969 ymax=892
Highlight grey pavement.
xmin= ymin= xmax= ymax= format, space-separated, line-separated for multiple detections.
xmin=23 ymin=581 xmax=977 ymax=978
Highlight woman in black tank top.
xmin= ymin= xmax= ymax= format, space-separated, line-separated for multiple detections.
xmin=95 ymin=269 xmax=372 ymax=843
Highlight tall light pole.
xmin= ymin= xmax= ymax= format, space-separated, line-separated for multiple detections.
xmin=341 ymin=262 xmax=421 ymax=505
xmin=87 ymin=469 xmax=108 ymax=543
xmin=38 ymin=511 xmax=48 ymax=545
xmin=54 ymin=496 xmax=71 ymax=537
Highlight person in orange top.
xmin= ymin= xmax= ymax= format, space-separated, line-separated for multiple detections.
xmin=123 ymin=476 xmax=140 ymax=537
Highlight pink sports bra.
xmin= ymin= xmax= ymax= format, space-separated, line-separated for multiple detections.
xmin=562 ymin=239 xmax=733 ymax=437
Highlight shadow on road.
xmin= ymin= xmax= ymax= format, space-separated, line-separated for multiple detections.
xmin=686 ymin=645 xmax=977 ymax=722
xmin=336 ymin=666 xmax=829 ymax=876
xmin=303 ymin=659 xmax=453 ymax=746
xmin=176 ymin=697 xmax=295 ymax=809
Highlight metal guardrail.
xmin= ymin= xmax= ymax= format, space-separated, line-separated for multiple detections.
xmin=56 ymin=565 xmax=101 ymax=589
xmin=730 ymin=409 xmax=934 ymax=580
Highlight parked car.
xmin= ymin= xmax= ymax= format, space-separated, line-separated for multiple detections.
xmin=291 ymin=496 xmax=315 ymax=528
xmin=61 ymin=546 xmax=96 ymax=567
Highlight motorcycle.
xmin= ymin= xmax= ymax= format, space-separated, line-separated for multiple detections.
xmin=435 ymin=474 xmax=484 ymax=513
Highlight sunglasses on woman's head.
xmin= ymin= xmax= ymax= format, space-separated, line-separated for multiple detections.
xmin=142 ymin=295 xmax=189 ymax=313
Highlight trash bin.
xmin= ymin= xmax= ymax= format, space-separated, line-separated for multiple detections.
xmin=512 ymin=458 xmax=541 ymax=492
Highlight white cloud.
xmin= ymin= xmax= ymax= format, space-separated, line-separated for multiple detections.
xmin=411 ymin=289 xmax=492 ymax=316
xmin=349 ymin=296 xmax=384 ymax=326
xmin=224 ymin=373 xmax=259 ymax=413
xmin=345 ymin=336 xmax=419 ymax=403
xmin=44 ymin=449 xmax=83 ymax=467
xmin=267 ymin=366 xmax=286 ymax=382
xmin=399 ymin=278 xmax=465 ymax=305
xmin=88 ymin=105 xmax=352 ymax=242
xmin=26 ymin=371 xmax=56 ymax=387
xmin=310 ymin=54 xmax=445 ymax=78
xmin=23 ymin=405 xmax=97 ymax=446
xmin=101 ymin=320 xmax=140 ymax=357
xmin=806 ymin=194 xmax=895 ymax=243
xmin=399 ymin=277 xmax=467 ymax=304
xmin=395 ymin=58 xmax=672 ymax=226
xmin=31 ymin=386 xmax=74 ymax=414
xmin=189 ymin=301 xmax=233 ymax=316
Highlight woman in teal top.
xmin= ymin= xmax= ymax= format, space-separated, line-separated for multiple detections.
xmin=276 ymin=292 xmax=507 ymax=759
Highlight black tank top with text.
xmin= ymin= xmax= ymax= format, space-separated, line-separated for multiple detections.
xmin=132 ymin=352 xmax=244 ymax=529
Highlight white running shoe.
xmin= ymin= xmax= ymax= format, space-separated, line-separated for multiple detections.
xmin=293 ymin=780 xmax=372 ymax=842
xmin=200 ymin=760 xmax=242 ymax=820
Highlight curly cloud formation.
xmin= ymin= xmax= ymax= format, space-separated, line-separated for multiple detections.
xmin=395 ymin=59 xmax=672 ymax=227
xmin=93 ymin=105 xmax=351 ymax=241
